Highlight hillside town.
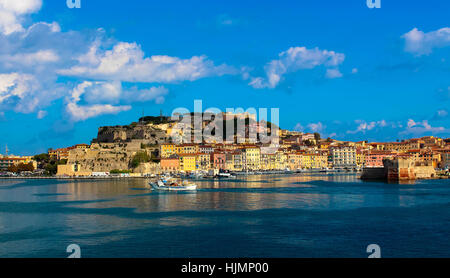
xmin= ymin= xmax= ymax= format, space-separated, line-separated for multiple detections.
xmin=1 ymin=113 xmax=450 ymax=181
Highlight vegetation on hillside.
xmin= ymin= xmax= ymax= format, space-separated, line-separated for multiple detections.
xmin=7 ymin=163 xmax=35 ymax=173
xmin=130 ymin=151 xmax=151 ymax=168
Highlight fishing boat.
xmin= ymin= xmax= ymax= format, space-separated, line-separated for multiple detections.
xmin=150 ymin=177 xmax=197 ymax=191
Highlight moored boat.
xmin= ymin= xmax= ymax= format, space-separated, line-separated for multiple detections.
xmin=150 ymin=177 xmax=197 ymax=191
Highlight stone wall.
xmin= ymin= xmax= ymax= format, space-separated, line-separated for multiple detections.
xmin=96 ymin=124 xmax=168 ymax=145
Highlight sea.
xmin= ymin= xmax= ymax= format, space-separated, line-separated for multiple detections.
xmin=0 ymin=174 xmax=449 ymax=258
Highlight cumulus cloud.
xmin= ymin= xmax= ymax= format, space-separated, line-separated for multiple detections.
xmin=325 ymin=68 xmax=343 ymax=79
xmin=0 ymin=0 xmax=42 ymax=35
xmin=67 ymin=103 xmax=131 ymax=122
xmin=307 ymin=122 xmax=326 ymax=133
xmin=58 ymin=42 xmax=237 ymax=83
xmin=66 ymin=82 xmax=131 ymax=122
xmin=37 ymin=110 xmax=47 ymax=119
xmin=401 ymin=119 xmax=447 ymax=135
xmin=65 ymin=81 xmax=168 ymax=121
xmin=402 ymin=27 xmax=450 ymax=56
xmin=0 ymin=1 xmax=239 ymax=122
xmin=347 ymin=120 xmax=389 ymax=134
xmin=0 ymin=72 xmax=56 ymax=113
xmin=249 ymin=46 xmax=345 ymax=89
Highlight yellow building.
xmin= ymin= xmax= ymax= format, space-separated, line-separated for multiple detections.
xmin=356 ymin=150 xmax=366 ymax=168
xmin=316 ymin=153 xmax=329 ymax=169
xmin=275 ymin=151 xmax=288 ymax=170
xmin=243 ymin=146 xmax=261 ymax=170
xmin=176 ymin=144 xmax=198 ymax=155
xmin=179 ymin=154 xmax=197 ymax=172
xmin=384 ymin=142 xmax=420 ymax=152
xmin=160 ymin=143 xmax=176 ymax=158
xmin=0 ymin=156 xmax=37 ymax=171
xmin=288 ymin=153 xmax=303 ymax=170
xmin=301 ymin=154 xmax=313 ymax=169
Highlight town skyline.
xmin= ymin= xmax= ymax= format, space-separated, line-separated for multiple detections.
xmin=0 ymin=0 xmax=449 ymax=155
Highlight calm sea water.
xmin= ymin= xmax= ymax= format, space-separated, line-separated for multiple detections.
xmin=0 ymin=174 xmax=449 ymax=258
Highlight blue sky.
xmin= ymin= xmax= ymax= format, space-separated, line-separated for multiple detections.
xmin=0 ymin=0 xmax=449 ymax=155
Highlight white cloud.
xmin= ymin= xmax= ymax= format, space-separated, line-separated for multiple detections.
xmin=249 ymin=46 xmax=345 ymax=89
xmin=59 ymin=42 xmax=237 ymax=83
xmin=67 ymin=102 xmax=131 ymax=122
xmin=0 ymin=2 xmax=237 ymax=121
xmin=352 ymin=68 xmax=358 ymax=74
xmin=0 ymin=0 xmax=42 ymax=35
xmin=294 ymin=123 xmax=304 ymax=132
xmin=65 ymin=81 xmax=168 ymax=121
xmin=347 ymin=120 xmax=388 ymax=134
xmin=402 ymin=27 xmax=450 ymax=56
xmin=401 ymin=119 xmax=447 ymax=135
xmin=0 ymin=72 xmax=42 ymax=112
xmin=66 ymin=82 xmax=131 ymax=122
xmin=1 ymin=50 xmax=59 ymax=67
xmin=307 ymin=122 xmax=325 ymax=133
xmin=325 ymin=68 xmax=343 ymax=79
xmin=37 ymin=110 xmax=47 ymax=119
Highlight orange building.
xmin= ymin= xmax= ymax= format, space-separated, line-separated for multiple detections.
xmin=160 ymin=158 xmax=180 ymax=172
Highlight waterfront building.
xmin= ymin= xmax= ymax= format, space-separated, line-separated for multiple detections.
xmin=441 ymin=150 xmax=450 ymax=169
xmin=419 ymin=151 xmax=441 ymax=168
xmin=243 ymin=146 xmax=261 ymax=171
xmin=365 ymin=151 xmax=393 ymax=168
xmin=356 ymin=149 xmax=366 ymax=168
xmin=160 ymin=157 xmax=180 ymax=172
xmin=301 ymin=154 xmax=313 ymax=169
xmin=228 ymin=150 xmax=244 ymax=171
xmin=160 ymin=143 xmax=176 ymax=158
xmin=288 ymin=153 xmax=303 ymax=170
xmin=0 ymin=156 xmax=37 ymax=171
xmin=274 ymin=151 xmax=288 ymax=170
xmin=176 ymin=144 xmax=198 ymax=155
xmin=179 ymin=154 xmax=197 ymax=172
xmin=211 ymin=151 xmax=226 ymax=170
xmin=330 ymin=146 xmax=357 ymax=169
xmin=197 ymin=153 xmax=211 ymax=170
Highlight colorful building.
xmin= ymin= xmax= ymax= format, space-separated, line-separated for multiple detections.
xmin=211 ymin=152 xmax=226 ymax=170
xmin=365 ymin=151 xmax=392 ymax=168
xmin=243 ymin=146 xmax=261 ymax=170
xmin=0 ymin=156 xmax=37 ymax=171
xmin=160 ymin=143 xmax=176 ymax=158
xmin=197 ymin=153 xmax=211 ymax=170
xmin=179 ymin=154 xmax=197 ymax=172
xmin=330 ymin=146 xmax=357 ymax=169
xmin=160 ymin=157 xmax=180 ymax=172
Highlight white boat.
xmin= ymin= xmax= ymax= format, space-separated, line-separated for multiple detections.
xmin=150 ymin=178 xmax=197 ymax=191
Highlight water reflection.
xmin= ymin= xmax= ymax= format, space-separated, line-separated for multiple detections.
xmin=0 ymin=174 xmax=449 ymax=257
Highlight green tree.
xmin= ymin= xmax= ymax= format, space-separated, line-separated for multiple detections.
xmin=110 ymin=169 xmax=132 ymax=174
xmin=314 ymin=132 xmax=321 ymax=141
xmin=44 ymin=162 xmax=58 ymax=176
xmin=131 ymin=151 xmax=150 ymax=168
xmin=33 ymin=153 xmax=50 ymax=162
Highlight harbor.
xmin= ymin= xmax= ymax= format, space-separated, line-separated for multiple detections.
xmin=1 ymin=173 xmax=449 ymax=258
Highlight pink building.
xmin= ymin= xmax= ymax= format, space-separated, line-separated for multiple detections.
xmin=211 ymin=152 xmax=227 ymax=169
xmin=365 ymin=151 xmax=392 ymax=167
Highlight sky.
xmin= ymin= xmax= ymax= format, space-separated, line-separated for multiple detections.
xmin=0 ymin=0 xmax=449 ymax=155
